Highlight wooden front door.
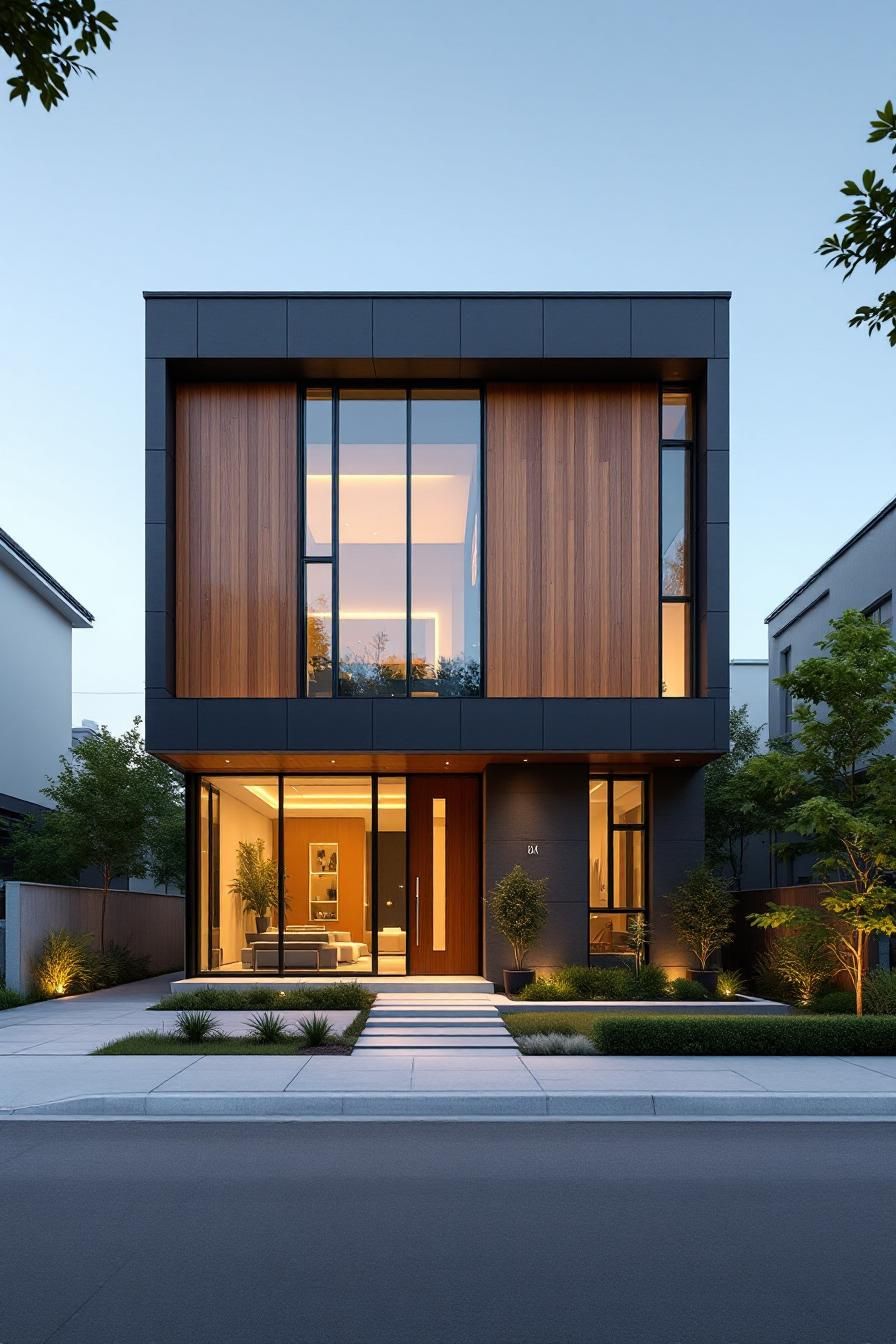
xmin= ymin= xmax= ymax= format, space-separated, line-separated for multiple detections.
xmin=407 ymin=776 xmax=480 ymax=975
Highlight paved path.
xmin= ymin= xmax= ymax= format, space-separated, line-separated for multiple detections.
xmin=3 ymin=1120 xmax=896 ymax=1343
xmin=355 ymin=993 xmax=518 ymax=1053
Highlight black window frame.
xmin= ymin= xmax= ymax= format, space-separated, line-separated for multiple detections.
xmin=588 ymin=774 xmax=649 ymax=965
xmin=297 ymin=384 xmax=484 ymax=700
xmin=659 ymin=386 xmax=695 ymax=697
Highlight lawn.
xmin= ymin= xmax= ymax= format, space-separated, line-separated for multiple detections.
xmin=503 ymin=1012 xmax=603 ymax=1039
xmin=94 ymin=1035 xmax=352 ymax=1056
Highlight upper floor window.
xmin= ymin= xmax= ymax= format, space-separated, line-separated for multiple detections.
xmin=779 ymin=645 xmax=793 ymax=737
xmin=302 ymin=388 xmax=481 ymax=699
xmin=865 ymin=593 xmax=893 ymax=634
xmin=660 ymin=389 xmax=692 ymax=696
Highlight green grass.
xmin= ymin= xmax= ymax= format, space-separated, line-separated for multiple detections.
xmin=0 ymin=987 xmax=30 ymax=1011
xmin=95 ymin=1006 xmax=370 ymax=1055
xmin=503 ymin=1012 xmax=604 ymax=1039
xmin=149 ymin=985 xmax=375 ymax=1012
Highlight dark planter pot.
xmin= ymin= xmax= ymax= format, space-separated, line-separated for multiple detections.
xmin=255 ymin=916 xmax=270 ymax=934
xmin=503 ymin=969 xmax=536 ymax=996
xmin=689 ymin=969 xmax=719 ymax=992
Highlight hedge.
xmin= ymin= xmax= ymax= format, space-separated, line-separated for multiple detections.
xmin=150 ymin=984 xmax=375 ymax=1012
xmin=591 ymin=1013 xmax=896 ymax=1055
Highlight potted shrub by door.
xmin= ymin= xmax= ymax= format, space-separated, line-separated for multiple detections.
xmin=230 ymin=838 xmax=279 ymax=934
xmin=668 ymin=865 xmax=736 ymax=991
xmin=490 ymin=864 xmax=549 ymax=996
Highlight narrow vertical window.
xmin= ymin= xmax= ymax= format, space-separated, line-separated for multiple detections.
xmin=661 ymin=390 xmax=692 ymax=696
xmin=303 ymin=391 xmax=334 ymax=696
xmin=432 ymin=797 xmax=446 ymax=951
xmin=305 ymin=563 xmax=333 ymax=697
xmin=589 ymin=777 xmax=648 ymax=965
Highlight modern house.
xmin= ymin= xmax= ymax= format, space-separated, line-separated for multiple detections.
xmin=144 ymin=291 xmax=730 ymax=983
xmin=765 ymin=494 xmax=896 ymax=885
xmin=0 ymin=527 xmax=93 ymax=876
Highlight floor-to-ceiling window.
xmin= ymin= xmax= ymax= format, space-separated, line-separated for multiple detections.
xmin=588 ymin=777 xmax=648 ymax=963
xmin=300 ymin=387 xmax=481 ymax=698
xmin=660 ymin=389 xmax=692 ymax=696
xmin=196 ymin=775 xmax=408 ymax=975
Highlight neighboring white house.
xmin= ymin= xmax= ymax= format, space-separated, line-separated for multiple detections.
xmin=729 ymin=658 xmax=769 ymax=750
xmin=0 ymin=527 xmax=93 ymax=831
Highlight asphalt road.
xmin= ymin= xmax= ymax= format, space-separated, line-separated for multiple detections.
xmin=0 ymin=1120 xmax=893 ymax=1344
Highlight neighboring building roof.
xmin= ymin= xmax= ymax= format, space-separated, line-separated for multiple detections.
xmin=730 ymin=658 xmax=768 ymax=666
xmin=144 ymin=289 xmax=732 ymax=298
xmin=0 ymin=527 xmax=94 ymax=628
xmin=765 ymin=494 xmax=896 ymax=625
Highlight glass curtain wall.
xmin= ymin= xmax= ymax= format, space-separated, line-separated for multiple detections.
xmin=302 ymin=388 xmax=481 ymax=698
xmin=660 ymin=390 xmax=692 ymax=696
xmin=588 ymin=777 xmax=648 ymax=962
xmin=197 ymin=775 xmax=408 ymax=975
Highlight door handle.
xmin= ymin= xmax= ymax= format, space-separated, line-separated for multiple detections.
xmin=415 ymin=876 xmax=420 ymax=947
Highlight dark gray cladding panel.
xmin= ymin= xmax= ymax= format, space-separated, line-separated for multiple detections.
xmin=630 ymin=698 xmax=716 ymax=751
xmin=705 ymin=524 xmax=729 ymax=613
xmin=705 ymin=359 xmax=729 ymax=452
xmin=288 ymin=297 xmax=373 ymax=358
xmin=485 ymin=763 xmax=588 ymax=842
xmin=460 ymin=699 xmax=543 ymax=750
xmin=197 ymin=700 xmax=288 ymax=751
xmin=651 ymin=767 xmax=705 ymax=842
xmin=145 ymin=450 xmax=173 ymax=526
xmin=145 ymin=612 xmax=174 ymax=693
xmin=287 ymin=699 xmax=373 ymax=751
xmin=543 ymin=298 xmax=631 ymax=357
xmin=146 ymin=698 xmax=198 ymax=752
xmin=543 ymin=699 xmax=632 ymax=751
xmin=145 ymin=524 xmax=172 ymax=614
xmin=714 ymin=298 xmax=730 ymax=357
xmin=145 ymin=359 xmax=168 ymax=450
xmin=371 ymin=698 xmax=461 ymax=751
xmin=145 ymin=299 xmax=197 ymax=358
xmin=197 ymin=298 xmax=288 ymax=357
xmin=706 ymin=450 xmax=729 ymax=526
xmin=460 ymin=298 xmax=543 ymax=358
xmin=704 ymin=609 xmax=730 ymax=689
xmin=372 ymin=298 xmax=460 ymax=358
xmin=631 ymin=298 xmax=715 ymax=357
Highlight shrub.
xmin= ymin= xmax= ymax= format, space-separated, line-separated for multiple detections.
xmin=32 ymin=929 xmax=94 ymax=997
xmin=0 ymin=986 xmax=28 ymax=1010
xmin=752 ymin=954 xmax=796 ymax=1004
xmin=151 ymin=984 xmax=375 ymax=1012
xmin=490 ymin=865 xmax=549 ymax=969
xmin=246 ymin=1011 xmax=290 ymax=1044
xmin=555 ymin=965 xmax=635 ymax=1000
xmin=175 ymin=1010 xmax=219 ymax=1043
xmin=295 ymin=1012 xmax=335 ymax=1048
xmin=503 ymin=1012 xmax=595 ymax=1038
xmin=590 ymin=1014 xmax=896 ymax=1055
xmin=629 ymin=965 xmax=669 ymax=999
xmin=90 ymin=942 xmax=151 ymax=990
xmin=516 ymin=979 xmax=567 ymax=1002
xmin=669 ymin=977 xmax=709 ymax=1001
xmin=518 ymin=1032 xmax=597 ymax=1056
xmin=766 ymin=926 xmax=837 ymax=1008
xmin=811 ymin=989 xmax=856 ymax=1015
xmin=862 ymin=969 xmax=896 ymax=1016
xmin=715 ymin=970 xmax=745 ymax=1000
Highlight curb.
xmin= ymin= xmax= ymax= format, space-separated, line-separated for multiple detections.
xmin=6 ymin=1091 xmax=896 ymax=1119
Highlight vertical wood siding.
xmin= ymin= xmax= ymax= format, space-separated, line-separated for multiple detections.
xmin=175 ymin=384 xmax=297 ymax=697
xmin=486 ymin=383 xmax=659 ymax=697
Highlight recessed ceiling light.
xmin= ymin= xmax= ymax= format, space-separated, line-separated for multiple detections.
xmin=445 ymin=760 xmax=450 ymax=766
xmin=523 ymin=758 xmax=528 ymax=763
xmin=224 ymin=758 xmax=230 ymax=764
xmin=330 ymin=759 xmax=336 ymax=764
xmin=674 ymin=757 xmax=681 ymax=763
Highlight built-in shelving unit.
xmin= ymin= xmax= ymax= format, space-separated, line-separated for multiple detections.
xmin=309 ymin=842 xmax=338 ymax=922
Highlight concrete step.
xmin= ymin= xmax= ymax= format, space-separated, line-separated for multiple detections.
xmin=367 ymin=1011 xmax=500 ymax=1022
xmin=355 ymin=1037 xmax=518 ymax=1050
xmin=363 ymin=1028 xmax=510 ymax=1038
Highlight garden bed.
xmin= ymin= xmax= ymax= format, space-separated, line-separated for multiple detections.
xmin=502 ymin=996 xmax=790 ymax=1016
xmin=94 ymin=1036 xmax=353 ymax=1056
xmin=504 ymin=1012 xmax=896 ymax=1055
xmin=149 ymin=985 xmax=375 ymax=1012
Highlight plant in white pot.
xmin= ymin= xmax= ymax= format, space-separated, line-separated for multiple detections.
xmin=490 ymin=864 xmax=549 ymax=995
xmin=230 ymin=838 xmax=278 ymax=934
xmin=668 ymin=865 xmax=736 ymax=990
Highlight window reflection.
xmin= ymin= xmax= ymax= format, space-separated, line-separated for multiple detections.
xmin=305 ymin=392 xmax=332 ymax=557
xmin=662 ymin=448 xmax=689 ymax=597
xmin=662 ymin=391 xmax=691 ymax=441
xmin=588 ymin=780 xmax=609 ymax=907
xmin=305 ymin=564 xmax=333 ymax=697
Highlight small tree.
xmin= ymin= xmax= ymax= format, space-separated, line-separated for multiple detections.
xmin=7 ymin=718 xmax=176 ymax=950
xmin=748 ymin=611 xmax=896 ymax=1015
xmin=668 ymin=866 xmax=736 ymax=971
xmin=490 ymin=865 xmax=548 ymax=970
xmin=230 ymin=839 xmax=278 ymax=928
xmin=625 ymin=913 xmax=649 ymax=974
xmin=765 ymin=925 xmax=837 ymax=1008
xmin=704 ymin=705 xmax=765 ymax=886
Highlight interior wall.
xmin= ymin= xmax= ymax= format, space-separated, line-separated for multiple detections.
xmin=283 ymin=817 xmax=368 ymax=944
xmin=216 ymin=790 xmax=276 ymax=967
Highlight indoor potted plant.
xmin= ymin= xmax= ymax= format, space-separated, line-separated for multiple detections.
xmin=668 ymin=864 xmax=736 ymax=990
xmin=230 ymin=838 xmax=278 ymax=934
xmin=490 ymin=864 xmax=549 ymax=995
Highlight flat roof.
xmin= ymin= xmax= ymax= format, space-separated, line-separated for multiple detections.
xmin=0 ymin=527 xmax=94 ymax=627
xmin=766 ymin=495 xmax=896 ymax=624
xmin=144 ymin=289 xmax=732 ymax=299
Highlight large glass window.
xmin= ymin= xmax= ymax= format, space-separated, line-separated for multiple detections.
xmin=589 ymin=777 xmax=647 ymax=963
xmin=198 ymin=776 xmax=279 ymax=974
xmin=410 ymin=392 xmax=481 ymax=695
xmin=661 ymin=390 xmax=692 ymax=696
xmin=301 ymin=388 xmax=482 ymax=698
xmin=376 ymin=778 xmax=407 ymax=974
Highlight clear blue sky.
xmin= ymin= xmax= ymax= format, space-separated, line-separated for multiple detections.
xmin=2 ymin=0 xmax=894 ymax=734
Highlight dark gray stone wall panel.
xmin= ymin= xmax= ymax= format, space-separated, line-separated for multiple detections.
xmin=145 ymin=359 xmax=167 ymax=451
xmin=460 ymin=699 xmax=543 ymax=750
xmin=543 ymin=298 xmax=631 ymax=357
xmin=372 ymin=298 xmax=460 ymax=358
xmin=460 ymin=298 xmax=543 ymax=358
xmin=145 ymin=524 xmax=172 ymax=614
xmin=146 ymin=299 xmax=197 ymax=358
xmin=145 ymin=612 xmax=174 ymax=693
xmin=706 ymin=451 xmax=729 ymax=525
xmin=288 ymin=297 xmax=373 ymax=358
xmin=146 ymin=698 xmax=198 ymax=753
xmin=145 ymin=450 xmax=173 ymax=526
xmin=543 ymin=700 xmax=632 ymax=751
xmin=198 ymin=700 xmax=288 ymax=751
xmin=705 ymin=610 xmax=730 ymax=690
xmin=630 ymin=698 xmax=716 ymax=751
xmin=631 ymin=298 xmax=714 ymax=357
xmin=287 ymin=699 xmax=373 ymax=751
xmin=371 ymin=699 xmax=461 ymax=751
xmin=485 ymin=764 xmax=588 ymax=842
xmin=705 ymin=359 xmax=729 ymax=452
xmin=705 ymin=524 xmax=729 ymax=613
xmin=197 ymin=298 xmax=288 ymax=357
xmin=714 ymin=298 xmax=730 ymax=357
